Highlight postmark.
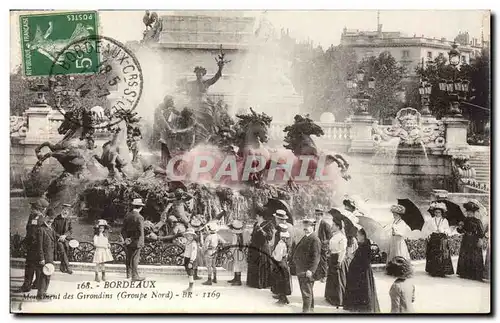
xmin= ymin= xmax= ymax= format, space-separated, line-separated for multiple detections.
xmin=48 ymin=35 xmax=144 ymax=129
xmin=19 ymin=11 xmax=99 ymax=77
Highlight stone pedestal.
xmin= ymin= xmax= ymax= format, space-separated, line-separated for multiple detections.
xmin=348 ymin=114 xmax=375 ymax=154
xmin=24 ymin=104 xmax=52 ymax=140
xmin=442 ymin=116 xmax=470 ymax=155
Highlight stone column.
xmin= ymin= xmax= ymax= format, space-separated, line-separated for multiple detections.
xmin=348 ymin=114 xmax=375 ymax=154
xmin=442 ymin=116 xmax=470 ymax=155
xmin=24 ymin=105 xmax=53 ymax=140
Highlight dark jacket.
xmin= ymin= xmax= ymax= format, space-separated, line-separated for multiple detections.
xmin=52 ymin=215 xmax=73 ymax=240
xmin=292 ymin=232 xmax=321 ymax=276
xmin=121 ymin=209 xmax=145 ymax=248
xmin=26 ymin=210 xmax=44 ymax=246
xmin=37 ymin=224 xmax=57 ymax=264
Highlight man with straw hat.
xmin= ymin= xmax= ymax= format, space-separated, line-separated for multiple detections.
xmin=36 ymin=214 xmax=57 ymax=301
xmin=182 ymin=227 xmax=198 ymax=293
xmin=17 ymin=197 xmax=49 ymax=293
xmin=52 ymin=203 xmax=74 ymax=274
xmin=293 ymin=218 xmax=321 ymax=313
xmin=202 ymin=222 xmax=225 ymax=286
xmin=121 ymin=198 xmax=146 ymax=281
xmin=227 ymin=219 xmax=245 ymax=286
xmin=190 ymin=217 xmax=204 ymax=281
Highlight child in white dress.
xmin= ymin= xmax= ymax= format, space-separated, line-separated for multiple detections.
xmin=93 ymin=219 xmax=114 ymax=282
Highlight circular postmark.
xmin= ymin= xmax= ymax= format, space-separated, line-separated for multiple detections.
xmin=48 ymin=35 xmax=144 ymax=129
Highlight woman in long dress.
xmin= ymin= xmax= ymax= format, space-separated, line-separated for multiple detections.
xmin=387 ymin=205 xmax=411 ymax=263
xmin=422 ymin=202 xmax=454 ymax=277
xmin=272 ymin=231 xmax=292 ymax=305
xmin=314 ymin=210 xmax=334 ymax=283
xmin=247 ymin=211 xmax=274 ymax=289
xmin=325 ymin=216 xmax=348 ymax=307
xmin=344 ymin=229 xmax=380 ymax=313
xmin=457 ymin=201 xmax=485 ymax=281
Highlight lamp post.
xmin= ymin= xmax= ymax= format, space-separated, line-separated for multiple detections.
xmin=436 ymin=42 xmax=471 ymax=116
xmin=418 ymin=77 xmax=432 ymax=116
xmin=346 ymin=68 xmax=375 ymax=115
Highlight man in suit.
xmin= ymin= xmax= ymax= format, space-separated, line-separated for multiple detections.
xmin=121 ymin=198 xmax=146 ymax=281
xmin=17 ymin=198 xmax=49 ymax=293
xmin=292 ymin=218 xmax=321 ymax=313
xmin=36 ymin=214 xmax=57 ymax=300
xmin=52 ymin=203 xmax=73 ymax=274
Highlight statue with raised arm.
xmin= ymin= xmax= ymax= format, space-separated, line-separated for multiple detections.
xmin=184 ymin=45 xmax=230 ymax=133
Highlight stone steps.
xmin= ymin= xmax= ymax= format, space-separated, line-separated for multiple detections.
xmin=468 ymin=152 xmax=490 ymax=186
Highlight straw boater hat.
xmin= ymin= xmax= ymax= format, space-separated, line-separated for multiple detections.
xmin=273 ymin=209 xmax=288 ymax=221
xmin=277 ymin=223 xmax=288 ymax=232
xmin=206 ymin=222 xmax=219 ymax=233
xmin=132 ymin=198 xmax=145 ymax=207
xmin=190 ymin=218 xmax=203 ymax=230
xmin=390 ymin=204 xmax=406 ymax=215
xmin=280 ymin=231 xmax=290 ymax=238
xmin=229 ymin=219 xmax=244 ymax=234
xmin=428 ymin=202 xmax=447 ymax=215
xmin=42 ymin=263 xmax=55 ymax=276
xmin=183 ymin=227 xmax=197 ymax=237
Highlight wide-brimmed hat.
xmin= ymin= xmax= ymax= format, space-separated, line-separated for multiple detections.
xmin=31 ymin=198 xmax=49 ymax=211
xmin=390 ymin=204 xmax=406 ymax=215
xmin=302 ymin=218 xmax=316 ymax=226
xmin=343 ymin=197 xmax=356 ymax=209
xmin=95 ymin=219 xmax=110 ymax=228
xmin=206 ymin=222 xmax=219 ymax=232
xmin=463 ymin=201 xmax=480 ymax=212
xmin=132 ymin=198 xmax=145 ymax=206
xmin=229 ymin=220 xmax=244 ymax=233
xmin=386 ymin=256 xmax=413 ymax=278
xmin=280 ymin=231 xmax=290 ymax=238
xmin=183 ymin=227 xmax=197 ymax=237
xmin=428 ymin=202 xmax=447 ymax=215
xmin=42 ymin=263 xmax=55 ymax=276
xmin=273 ymin=209 xmax=288 ymax=220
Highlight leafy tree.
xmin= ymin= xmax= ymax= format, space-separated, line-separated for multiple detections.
xmin=357 ymin=52 xmax=406 ymax=121
xmin=10 ymin=66 xmax=33 ymax=116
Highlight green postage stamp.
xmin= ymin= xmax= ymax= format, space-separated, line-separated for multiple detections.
xmin=19 ymin=11 xmax=99 ymax=76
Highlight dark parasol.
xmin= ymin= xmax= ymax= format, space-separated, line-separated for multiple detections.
xmin=432 ymin=199 xmax=466 ymax=226
xmin=329 ymin=208 xmax=358 ymax=238
xmin=397 ymin=198 xmax=424 ymax=230
xmin=264 ymin=198 xmax=294 ymax=225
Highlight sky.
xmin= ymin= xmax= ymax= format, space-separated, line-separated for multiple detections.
xmin=10 ymin=10 xmax=490 ymax=71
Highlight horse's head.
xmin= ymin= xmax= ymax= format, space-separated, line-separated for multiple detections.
xmin=247 ymin=120 xmax=269 ymax=144
xmin=236 ymin=107 xmax=272 ymax=145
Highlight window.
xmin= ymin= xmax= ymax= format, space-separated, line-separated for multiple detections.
xmin=427 ymin=51 xmax=432 ymax=59
xmin=402 ymin=50 xmax=410 ymax=59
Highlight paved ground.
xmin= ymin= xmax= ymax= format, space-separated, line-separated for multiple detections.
xmin=10 ymin=259 xmax=490 ymax=314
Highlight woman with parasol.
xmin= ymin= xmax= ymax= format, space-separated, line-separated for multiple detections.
xmin=421 ymin=202 xmax=454 ymax=277
xmin=246 ymin=207 xmax=274 ymax=289
xmin=325 ymin=214 xmax=348 ymax=308
xmin=457 ymin=200 xmax=485 ymax=281
xmin=387 ymin=205 xmax=411 ymax=263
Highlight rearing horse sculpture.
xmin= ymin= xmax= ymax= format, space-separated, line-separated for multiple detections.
xmin=32 ymin=106 xmax=105 ymax=176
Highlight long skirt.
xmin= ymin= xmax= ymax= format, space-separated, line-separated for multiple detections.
xmin=325 ymin=253 xmax=348 ymax=306
xmin=425 ymin=233 xmax=454 ymax=276
xmin=246 ymin=244 xmax=272 ymax=289
xmin=387 ymin=236 xmax=411 ymax=263
xmin=484 ymin=245 xmax=490 ymax=280
xmin=314 ymin=242 xmax=330 ymax=281
xmin=271 ymin=259 xmax=292 ymax=296
xmin=457 ymin=233 xmax=484 ymax=280
xmin=344 ymin=265 xmax=380 ymax=312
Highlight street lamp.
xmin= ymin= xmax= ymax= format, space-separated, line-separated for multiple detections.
xmin=418 ymin=77 xmax=432 ymax=116
xmin=346 ymin=69 xmax=375 ymax=115
xmin=435 ymin=42 xmax=471 ymax=116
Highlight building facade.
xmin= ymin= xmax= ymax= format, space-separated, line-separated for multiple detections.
xmin=340 ymin=25 xmax=485 ymax=76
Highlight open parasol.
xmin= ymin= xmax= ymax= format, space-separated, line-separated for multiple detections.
xmin=432 ymin=199 xmax=466 ymax=226
xmin=357 ymin=216 xmax=391 ymax=253
xmin=329 ymin=208 xmax=358 ymax=238
xmin=265 ymin=198 xmax=294 ymax=225
xmin=397 ymin=198 xmax=425 ymax=230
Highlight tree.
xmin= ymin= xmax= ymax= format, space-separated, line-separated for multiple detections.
xmin=358 ymin=52 xmax=406 ymax=121
xmin=10 ymin=66 xmax=33 ymax=116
